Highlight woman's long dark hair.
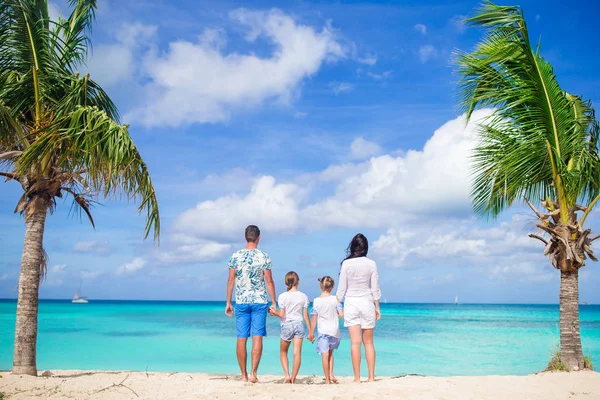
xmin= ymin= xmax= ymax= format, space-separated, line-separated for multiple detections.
xmin=341 ymin=233 xmax=368 ymax=265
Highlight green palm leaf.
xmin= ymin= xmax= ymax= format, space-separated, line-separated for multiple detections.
xmin=455 ymin=0 xmax=600 ymax=224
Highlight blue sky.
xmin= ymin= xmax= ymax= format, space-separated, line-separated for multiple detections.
xmin=1 ymin=0 xmax=600 ymax=303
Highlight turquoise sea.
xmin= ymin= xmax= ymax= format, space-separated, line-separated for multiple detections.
xmin=1 ymin=300 xmax=599 ymax=376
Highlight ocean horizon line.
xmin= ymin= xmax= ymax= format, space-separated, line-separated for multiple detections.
xmin=1 ymin=298 xmax=597 ymax=306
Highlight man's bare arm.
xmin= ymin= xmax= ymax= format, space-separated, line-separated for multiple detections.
xmin=265 ymin=269 xmax=277 ymax=309
xmin=225 ymin=268 xmax=235 ymax=317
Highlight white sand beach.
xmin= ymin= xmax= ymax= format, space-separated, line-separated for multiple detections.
xmin=0 ymin=370 xmax=599 ymax=400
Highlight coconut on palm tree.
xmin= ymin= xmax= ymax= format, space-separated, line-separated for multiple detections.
xmin=0 ymin=0 xmax=160 ymax=375
xmin=455 ymin=1 xmax=599 ymax=370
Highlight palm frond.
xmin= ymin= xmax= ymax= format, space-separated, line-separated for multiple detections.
xmin=54 ymin=0 xmax=96 ymax=71
xmin=17 ymin=106 xmax=160 ymax=240
xmin=455 ymin=1 xmax=600 ymax=221
xmin=61 ymin=186 xmax=96 ymax=228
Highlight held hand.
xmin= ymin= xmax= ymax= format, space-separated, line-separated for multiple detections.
xmin=269 ymin=305 xmax=277 ymax=315
xmin=375 ymin=308 xmax=381 ymax=321
xmin=225 ymin=303 xmax=233 ymax=317
xmin=307 ymin=334 xmax=315 ymax=343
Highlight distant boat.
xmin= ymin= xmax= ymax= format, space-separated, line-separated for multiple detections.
xmin=384 ymin=297 xmax=388 ymax=304
xmin=454 ymin=295 xmax=459 ymax=305
xmin=72 ymin=284 xmax=88 ymax=304
xmin=581 ymin=302 xmax=589 ymax=306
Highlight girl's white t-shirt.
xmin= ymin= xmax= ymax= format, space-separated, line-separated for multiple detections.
xmin=278 ymin=291 xmax=309 ymax=324
xmin=311 ymin=295 xmax=341 ymax=338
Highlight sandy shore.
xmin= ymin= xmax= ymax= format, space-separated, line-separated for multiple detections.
xmin=0 ymin=370 xmax=599 ymax=399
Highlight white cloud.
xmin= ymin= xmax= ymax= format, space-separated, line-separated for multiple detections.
xmin=367 ymin=70 xmax=392 ymax=81
xmin=350 ymin=137 xmax=381 ymax=160
xmin=371 ymin=214 xmax=544 ymax=269
xmin=357 ymin=55 xmax=377 ymax=66
xmin=414 ymin=24 xmax=427 ymax=35
xmin=302 ymin=110 xmax=492 ymax=228
xmin=418 ymin=45 xmax=437 ymax=63
xmin=171 ymin=109 xmax=492 ymax=240
xmin=175 ymin=176 xmax=305 ymax=241
xmin=50 ymin=264 xmax=67 ymax=273
xmin=156 ymin=235 xmax=232 ymax=265
xmin=45 ymin=264 xmax=68 ymax=286
xmin=329 ymin=81 xmax=354 ymax=95
xmin=81 ymin=270 xmax=104 ymax=280
xmin=48 ymin=1 xmax=62 ymax=21
xmin=489 ymin=262 xmax=554 ymax=283
xmin=126 ymin=9 xmax=345 ymax=127
xmin=72 ymin=240 xmax=111 ymax=255
xmin=87 ymin=22 xmax=157 ymax=87
xmin=450 ymin=15 xmax=467 ymax=34
xmin=294 ymin=111 xmax=308 ymax=119
xmin=116 ymin=257 xmax=146 ymax=275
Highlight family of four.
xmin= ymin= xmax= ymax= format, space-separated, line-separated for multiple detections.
xmin=225 ymin=225 xmax=381 ymax=384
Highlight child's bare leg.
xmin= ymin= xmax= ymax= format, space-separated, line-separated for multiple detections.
xmin=329 ymin=351 xmax=338 ymax=383
xmin=280 ymin=339 xmax=291 ymax=383
xmin=321 ymin=352 xmax=331 ymax=384
xmin=290 ymin=337 xmax=303 ymax=383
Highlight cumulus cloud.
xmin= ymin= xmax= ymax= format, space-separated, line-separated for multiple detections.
xmin=350 ymin=137 xmax=381 ymax=160
xmin=72 ymin=240 xmax=111 ymax=255
xmin=45 ymin=264 xmax=68 ymax=286
xmin=50 ymin=264 xmax=68 ymax=273
xmin=73 ymin=240 xmax=110 ymax=255
xmin=116 ymin=258 xmax=146 ymax=275
xmin=488 ymin=262 xmax=554 ymax=283
xmin=450 ymin=15 xmax=467 ymax=34
xmin=81 ymin=270 xmax=104 ymax=280
xmin=371 ymin=214 xmax=542 ymax=269
xmin=414 ymin=24 xmax=427 ymax=35
xmin=357 ymin=55 xmax=377 ymax=66
xmin=329 ymin=81 xmax=354 ymax=95
xmin=156 ymin=235 xmax=232 ymax=265
xmin=124 ymin=9 xmax=345 ymax=127
xmin=87 ymin=22 xmax=157 ymax=87
xmin=367 ymin=70 xmax=392 ymax=81
xmin=171 ymin=110 xmax=492 ymax=242
xmin=418 ymin=45 xmax=437 ymax=63
xmin=48 ymin=1 xmax=62 ymax=21
xmin=175 ymin=176 xmax=305 ymax=241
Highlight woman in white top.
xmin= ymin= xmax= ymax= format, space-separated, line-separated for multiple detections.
xmin=336 ymin=233 xmax=381 ymax=382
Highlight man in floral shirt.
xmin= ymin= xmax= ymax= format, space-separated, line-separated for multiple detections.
xmin=225 ymin=225 xmax=276 ymax=383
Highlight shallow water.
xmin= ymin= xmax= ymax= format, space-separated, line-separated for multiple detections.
xmin=0 ymin=300 xmax=598 ymax=376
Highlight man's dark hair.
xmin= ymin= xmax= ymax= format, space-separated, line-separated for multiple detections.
xmin=245 ymin=225 xmax=261 ymax=243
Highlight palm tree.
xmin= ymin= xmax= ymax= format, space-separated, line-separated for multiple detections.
xmin=455 ymin=1 xmax=599 ymax=370
xmin=0 ymin=0 xmax=160 ymax=375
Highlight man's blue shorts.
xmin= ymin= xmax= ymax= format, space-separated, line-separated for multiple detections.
xmin=235 ymin=303 xmax=268 ymax=338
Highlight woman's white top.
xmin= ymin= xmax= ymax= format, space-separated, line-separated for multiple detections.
xmin=336 ymin=256 xmax=381 ymax=302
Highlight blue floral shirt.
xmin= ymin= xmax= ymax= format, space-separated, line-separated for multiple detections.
xmin=228 ymin=249 xmax=272 ymax=304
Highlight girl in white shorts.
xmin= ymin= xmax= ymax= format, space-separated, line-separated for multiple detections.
xmin=270 ymin=271 xmax=312 ymax=384
xmin=309 ymin=276 xmax=344 ymax=384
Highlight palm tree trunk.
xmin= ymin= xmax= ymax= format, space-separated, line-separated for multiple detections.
xmin=559 ymin=269 xmax=584 ymax=370
xmin=12 ymin=207 xmax=48 ymax=376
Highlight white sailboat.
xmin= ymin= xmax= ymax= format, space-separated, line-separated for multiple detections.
xmin=72 ymin=283 xmax=88 ymax=303
xmin=454 ymin=295 xmax=459 ymax=305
